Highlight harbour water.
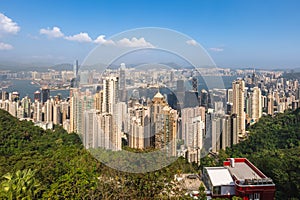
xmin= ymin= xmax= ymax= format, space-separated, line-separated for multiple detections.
xmin=4 ymin=80 xmax=70 ymax=100
xmin=3 ymin=76 xmax=236 ymax=100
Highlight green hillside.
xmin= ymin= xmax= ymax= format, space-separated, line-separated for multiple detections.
xmin=225 ymin=109 xmax=300 ymax=199
xmin=0 ymin=109 xmax=197 ymax=199
xmin=1 ymin=108 xmax=299 ymax=199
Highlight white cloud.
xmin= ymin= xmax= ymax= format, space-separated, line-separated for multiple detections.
xmin=0 ymin=42 xmax=13 ymax=50
xmin=40 ymin=26 xmax=64 ymax=38
xmin=0 ymin=13 xmax=20 ymax=35
xmin=117 ymin=37 xmax=154 ymax=48
xmin=39 ymin=27 xmax=154 ymax=48
xmin=209 ymin=47 xmax=224 ymax=52
xmin=186 ymin=39 xmax=198 ymax=46
xmin=65 ymin=32 xmax=92 ymax=43
xmin=94 ymin=35 xmax=115 ymax=45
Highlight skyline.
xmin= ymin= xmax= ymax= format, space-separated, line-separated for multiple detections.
xmin=0 ymin=0 xmax=300 ymax=69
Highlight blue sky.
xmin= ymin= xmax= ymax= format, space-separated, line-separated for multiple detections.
xmin=0 ymin=0 xmax=300 ymax=69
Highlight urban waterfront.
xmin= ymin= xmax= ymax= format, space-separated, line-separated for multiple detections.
xmin=5 ymin=79 xmax=70 ymax=100
xmin=3 ymin=76 xmax=236 ymax=101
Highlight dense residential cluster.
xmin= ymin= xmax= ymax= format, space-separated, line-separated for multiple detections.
xmin=0 ymin=63 xmax=299 ymax=165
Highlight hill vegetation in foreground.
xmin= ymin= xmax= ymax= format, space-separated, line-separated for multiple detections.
xmin=0 ymin=108 xmax=299 ymax=199
xmin=0 ymin=109 xmax=197 ymax=199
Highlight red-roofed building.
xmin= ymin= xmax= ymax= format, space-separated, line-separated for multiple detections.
xmin=203 ymin=158 xmax=276 ymax=200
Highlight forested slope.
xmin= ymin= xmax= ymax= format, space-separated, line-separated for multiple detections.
xmin=0 ymin=109 xmax=197 ymax=199
xmin=1 ymin=108 xmax=299 ymax=199
xmin=225 ymin=109 xmax=300 ymax=199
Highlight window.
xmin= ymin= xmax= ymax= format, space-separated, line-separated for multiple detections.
xmin=254 ymin=193 xmax=260 ymax=200
xmin=249 ymin=193 xmax=260 ymax=200
xmin=249 ymin=194 xmax=253 ymax=200
xmin=213 ymin=186 xmax=221 ymax=195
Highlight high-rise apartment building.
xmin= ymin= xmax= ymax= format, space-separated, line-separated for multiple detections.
xmin=119 ymin=63 xmax=127 ymax=102
xmin=21 ymin=96 xmax=31 ymax=118
xmin=248 ymin=87 xmax=262 ymax=123
xmin=33 ymin=100 xmax=42 ymax=122
xmin=181 ymin=107 xmax=205 ymax=149
xmin=267 ymin=93 xmax=274 ymax=116
xmin=101 ymin=76 xmax=121 ymax=151
xmin=128 ymin=104 xmax=150 ymax=149
xmin=34 ymin=90 xmax=41 ymax=102
xmin=69 ymin=88 xmax=79 ymax=133
xmin=44 ymin=99 xmax=53 ymax=123
xmin=53 ymin=103 xmax=61 ymax=125
xmin=83 ymin=109 xmax=100 ymax=149
xmin=102 ymin=77 xmax=119 ymax=114
xmin=150 ymin=91 xmax=178 ymax=156
xmin=220 ymin=115 xmax=232 ymax=150
xmin=60 ymin=101 xmax=69 ymax=124
xmin=227 ymin=89 xmax=233 ymax=104
xmin=232 ymin=79 xmax=246 ymax=137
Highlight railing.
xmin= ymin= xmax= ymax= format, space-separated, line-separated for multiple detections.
xmin=235 ymin=179 xmax=275 ymax=187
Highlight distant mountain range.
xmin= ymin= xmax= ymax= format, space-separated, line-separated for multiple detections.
xmin=1 ymin=60 xmax=299 ymax=72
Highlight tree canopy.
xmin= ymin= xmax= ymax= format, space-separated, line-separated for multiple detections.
xmin=0 ymin=109 xmax=197 ymax=199
xmin=224 ymin=109 xmax=300 ymax=199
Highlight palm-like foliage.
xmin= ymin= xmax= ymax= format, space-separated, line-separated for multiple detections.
xmin=0 ymin=169 xmax=40 ymax=200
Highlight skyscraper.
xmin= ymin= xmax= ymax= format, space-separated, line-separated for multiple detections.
xmin=102 ymin=77 xmax=119 ymax=114
xmin=267 ymin=93 xmax=274 ymax=116
xmin=150 ymin=91 xmax=178 ymax=156
xmin=69 ymin=88 xmax=79 ymax=133
xmin=44 ymin=99 xmax=53 ymax=123
xmin=11 ymin=91 xmax=20 ymax=102
xmin=248 ymin=87 xmax=262 ymax=123
xmin=60 ymin=101 xmax=69 ymax=124
xmin=21 ymin=96 xmax=31 ymax=118
xmin=181 ymin=107 xmax=205 ymax=164
xmin=83 ymin=109 xmax=99 ymax=149
xmin=192 ymin=77 xmax=198 ymax=92
xmin=200 ymin=89 xmax=209 ymax=108
xmin=232 ymin=79 xmax=246 ymax=137
xmin=176 ymin=80 xmax=185 ymax=109
xmin=231 ymin=114 xmax=239 ymax=145
xmin=73 ymin=60 xmax=79 ymax=79
xmin=211 ymin=116 xmax=221 ymax=153
xmin=94 ymin=91 xmax=102 ymax=112
xmin=184 ymin=90 xmax=199 ymax=108
xmin=0 ymin=90 xmax=8 ymax=101
xmin=101 ymin=76 xmax=121 ymax=151
xmin=53 ymin=104 xmax=61 ymax=125
xmin=34 ymin=90 xmax=41 ymax=102
xmin=42 ymin=87 xmax=50 ymax=104
xmin=119 ymin=63 xmax=127 ymax=102
xmin=9 ymin=101 xmax=17 ymax=117
xmin=33 ymin=100 xmax=42 ymax=122
xmin=128 ymin=104 xmax=150 ymax=149
xmin=227 ymin=89 xmax=233 ymax=104
xmin=220 ymin=115 xmax=232 ymax=150
xmin=99 ymin=113 xmax=113 ymax=150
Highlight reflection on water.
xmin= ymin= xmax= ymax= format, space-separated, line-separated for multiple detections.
xmin=5 ymin=79 xmax=70 ymax=100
